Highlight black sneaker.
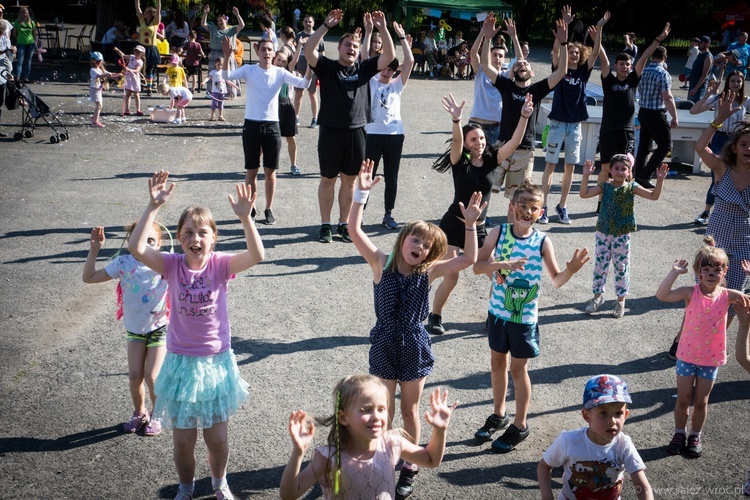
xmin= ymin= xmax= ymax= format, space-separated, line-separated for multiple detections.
xmin=491 ymin=424 xmax=530 ymax=453
xmin=474 ymin=413 xmax=510 ymax=442
xmin=667 ymin=432 xmax=686 ymax=455
xmin=264 ymin=208 xmax=276 ymax=225
xmin=395 ymin=466 xmax=418 ymax=500
xmin=694 ymin=211 xmax=709 ymax=225
xmin=337 ymin=223 xmax=352 ymax=243
xmin=425 ymin=313 xmax=445 ymax=335
xmin=668 ymin=336 xmax=679 ymax=361
xmin=319 ymin=224 xmax=332 ymax=243
xmin=310 ymin=118 xmax=318 ymax=129
xmin=686 ymin=434 xmax=703 ymax=457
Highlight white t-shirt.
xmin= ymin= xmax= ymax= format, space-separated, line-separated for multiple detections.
xmin=470 ymin=66 xmax=503 ymax=123
xmin=104 ymin=254 xmax=168 ymax=334
xmin=224 ymin=63 xmax=309 ymax=121
xmin=705 ymin=94 xmax=750 ymax=131
xmin=101 ymin=27 xmax=120 ymax=44
xmin=542 ymin=426 xmax=646 ymax=500
xmin=168 ymin=86 xmax=193 ymax=101
xmin=208 ymin=69 xmax=227 ymax=94
xmin=89 ymin=67 xmax=104 ymax=90
xmin=686 ymin=46 xmax=700 ymax=69
xmin=366 ymin=75 xmax=405 ymax=135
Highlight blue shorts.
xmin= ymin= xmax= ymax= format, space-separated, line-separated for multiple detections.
xmin=676 ymin=359 xmax=719 ymax=381
xmin=545 ymin=119 xmax=582 ymax=164
xmin=487 ymin=313 xmax=540 ymax=359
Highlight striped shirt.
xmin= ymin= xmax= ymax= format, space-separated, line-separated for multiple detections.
xmin=705 ymin=94 xmax=750 ymax=132
xmin=638 ymin=61 xmax=671 ymax=110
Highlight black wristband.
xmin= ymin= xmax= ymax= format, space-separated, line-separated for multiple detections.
xmin=560 ymin=41 xmax=569 ymax=46
xmin=654 ymin=39 xmax=661 ymax=44
xmin=323 ymin=21 xmax=331 ymax=30
xmin=398 ymin=36 xmax=406 ymax=41
xmin=452 ymin=118 xmax=461 ymax=123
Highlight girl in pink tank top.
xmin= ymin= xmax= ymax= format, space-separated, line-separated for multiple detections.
xmin=656 ymin=237 xmax=750 ymax=458
xmin=280 ymin=374 xmax=457 ymax=499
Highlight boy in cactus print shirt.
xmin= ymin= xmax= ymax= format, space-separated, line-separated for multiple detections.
xmin=471 ymin=181 xmax=590 ymax=454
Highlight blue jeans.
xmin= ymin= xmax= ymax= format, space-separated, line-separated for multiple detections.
xmin=14 ymin=43 xmax=35 ymax=80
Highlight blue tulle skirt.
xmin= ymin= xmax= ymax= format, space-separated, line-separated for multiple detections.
xmin=153 ymin=349 xmax=249 ymax=429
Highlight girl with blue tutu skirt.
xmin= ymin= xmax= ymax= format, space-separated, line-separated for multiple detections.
xmin=129 ymin=170 xmax=264 ymax=500
xmin=347 ymin=159 xmax=485 ymax=498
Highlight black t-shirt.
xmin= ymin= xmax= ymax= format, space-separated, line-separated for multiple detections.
xmin=494 ymin=76 xmax=552 ymax=148
xmin=312 ymin=55 xmax=380 ymax=129
xmin=446 ymin=146 xmax=500 ymax=223
xmin=548 ymin=63 xmax=593 ymax=123
xmin=600 ymin=71 xmax=640 ymax=133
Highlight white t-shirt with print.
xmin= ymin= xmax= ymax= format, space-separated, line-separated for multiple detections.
xmin=366 ymin=75 xmax=405 ymax=135
xmin=105 ymin=254 xmax=168 ymax=334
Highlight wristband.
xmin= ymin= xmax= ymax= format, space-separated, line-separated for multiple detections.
xmin=398 ymin=36 xmax=406 ymax=41
xmin=654 ymin=39 xmax=661 ymax=44
xmin=323 ymin=21 xmax=331 ymax=30
xmin=452 ymin=118 xmax=461 ymax=123
xmin=710 ymin=121 xmax=722 ymax=129
xmin=465 ymin=227 xmax=476 ymax=231
xmin=353 ymin=186 xmax=370 ymax=204
xmin=560 ymin=41 xmax=569 ymax=46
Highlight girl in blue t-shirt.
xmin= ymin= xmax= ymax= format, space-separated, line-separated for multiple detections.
xmin=579 ymin=154 xmax=668 ymax=318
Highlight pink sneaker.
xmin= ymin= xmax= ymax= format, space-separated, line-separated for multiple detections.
xmin=144 ymin=416 xmax=162 ymax=436
xmin=123 ymin=411 xmax=149 ymax=433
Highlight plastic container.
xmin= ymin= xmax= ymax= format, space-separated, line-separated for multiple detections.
xmin=149 ymin=106 xmax=176 ymax=123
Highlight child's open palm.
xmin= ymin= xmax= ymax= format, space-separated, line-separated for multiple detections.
xmin=672 ymin=259 xmax=689 ymax=274
xmin=566 ymin=247 xmax=590 ymax=273
xmin=357 ymin=159 xmax=381 ymax=191
xmin=288 ymin=410 xmax=315 ymax=453
xmin=228 ymin=183 xmax=256 ymax=219
xmin=655 ymin=163 xmax=670 ymax=180
xmin=424 ymin=388 xmax=458 ymax=431
xmin=458 ymin=191 xmax=487 ymax=225
xmin=583 ymin=159 xmax=596 ymax=176
xmin=89 ymin=226 xmax=105 ymax=251
xmin=149 ymin=170 xmax=175 ymax=207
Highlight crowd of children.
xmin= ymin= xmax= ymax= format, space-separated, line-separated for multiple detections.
xmin=74 ymin=5 xmax=750 ymax=500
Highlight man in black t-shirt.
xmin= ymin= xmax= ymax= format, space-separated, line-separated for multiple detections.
xmin=304 ymin=9 xmax=395 ymax=243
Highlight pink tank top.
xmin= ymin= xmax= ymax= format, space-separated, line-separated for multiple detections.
xmin=677 ymin=285 xmax=729 ymax=367
xmin=317 ymin=430 xmax=402 ymax=499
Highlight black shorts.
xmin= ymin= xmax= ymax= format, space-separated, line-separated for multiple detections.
xmin=487 ymin=312 xmax=540 ymax=358
xmin=242 ymin=119 xmax=281 ymax=170
xmin=318 ymin=126 xmax=366 ymax=178
xmin=439 ymin=210 xmax=487 ymax=249
xmin=185 ymin=64 xmax=200 ymax=77
xmin=599 ymin=129 xmax=635 ymax=165
xmin=278 ymin=97 xmax=297 ymax=137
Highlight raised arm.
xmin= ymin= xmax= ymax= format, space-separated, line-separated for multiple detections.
xmin=372 ymin=11 xmax=395 ymax=71
xmin=504 ymin=17 xmax=523 ymax=63
xmin=82 ymin=227 xmax=114 ymax=283
xmin=305 ymin=9 xmax=341 ymax=68
xmin=201 ymin=4 xmax=209 ymax=28
xmin=634 ymin=163 xmax=668 ymax=200
xmin=155 ymin=0 xmax=162 ymax=25
xmin=399 ymin=388 xmax=457 ymax=468
xmin=360 ymin=12 xmax=373 ymax=62
xmin=599 ymin=47 xmax=611 ymax=78
xmin=691 ymin=80 xmax=719 ymax=114
xmin=579 ymin=160 xmax=603 ymax=198
xmin=469 ymin=24 xmax=483 ymax=74
xmin=552 ymin=5 xmax=574 ymax=69
xmin=348 ymin=160 xmax=387 ymax=279
xmin=496 ymin=93 xmax=533 ymax=162
xmin=443 ymin=93 xmax=466 ymax=165
xmin=395 ymin=24 xmax=414 ymax=85
xmin=586 ymin=12 xmax=610 ymax=68
xmin=429 ymin=192 xmax=486 ymax=282
xmin=227 ymin=183 xmax=264 ymax=275
xmin=655 ymin=259 xmax=693 ymax=302
xmin=696 ymin=90 xmax=739 ymax=176
xmin=128 ymin=170 xmax=174 ymax=275
xmin=542 ymin=237 xmax=589 ymax=288
xmin=546 ymin=19 xmax=569 ymax=88
xmin=279 ymin=410 xmax=326 ymax=500
xmin=480 ymin=14 xmax=499 ymax=82
xmin=637 ymin=23 xmax=670 ymax=76
xmin=135 ymin=0 xmax=144 ymax=21
xmin=232 ymin=6 xmax=245 ymax=33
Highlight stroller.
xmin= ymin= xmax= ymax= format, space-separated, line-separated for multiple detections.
xmin=2 ymin=69 xmax=69 ymax=143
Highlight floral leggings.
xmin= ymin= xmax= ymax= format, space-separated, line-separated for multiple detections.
xmin=592 ymin=231 xmax=630 ymax=297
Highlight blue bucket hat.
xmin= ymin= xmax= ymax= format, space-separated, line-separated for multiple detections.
xmin=583 ymin=374 xmax=632 ymax=410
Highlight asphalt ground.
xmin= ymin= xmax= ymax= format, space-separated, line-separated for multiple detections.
xmin=0 ymin=42 xmax=748 ymax=498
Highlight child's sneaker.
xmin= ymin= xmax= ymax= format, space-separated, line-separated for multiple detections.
xmin=612 ymin=300 xmax=625 ymax=319
xmin=491 ymin=424 xmax=530 ymax=453
xmin=174 ymin=492 xmax=193 ymax=500
xmin=694 ymin=210 xmax=709 ymax=225
xmin=585 ymin=295 xmax=604 ymax=314
xmin=474 ymin=413 xmax=510 ymax=442
xmin=123 ymin=411 xmax=149 ymax=433
xmin=538 ymin=207 xmax=549 ymax=224
xmin=666 ymin=432 xmax=686 ymax=455
xmin=124 ymin=109 xmax=131 ymax=116
xmin=290 ymin=164 xmax=301 ymax=176
xmin=135 ymin=110 xmax=144 ymax=116
xmin=395 ymin=464 xmax=418 ymax=499
xmin=144 ymin=416 xmax=162 ymax=436
xmin=214 ymin=484 xmax=235 ymax=500
xmin=425 ymin=313 xmax=445 ymax=335
xmin=686 ymin=434 xmax=703 ymax=457
xmin=555 ymin=204 xmax=571 ymax=224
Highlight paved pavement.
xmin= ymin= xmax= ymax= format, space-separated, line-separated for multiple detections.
xmin=0 ymin=42 xmax=748 ymax=498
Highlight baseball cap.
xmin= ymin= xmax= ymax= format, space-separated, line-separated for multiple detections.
xmin=90 ymin=51 xmax=103 ymax=61
xmin=170 ymin=53 xmax=179 ymax=64
xmin=134 ymin=45 xmax=146 ymax=53
xmin=699 ymin=35 xmax=711 ymax=44
xmin=583 ymin=374 xmax=632 ymax=410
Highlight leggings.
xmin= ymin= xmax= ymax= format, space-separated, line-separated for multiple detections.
xmin=592 ymin=231 xmax=631 ymax=297
xmin=365 ymin=134 xmax=405 ymax=213
xmin=211 ymin=91 xmax=224 ymax=111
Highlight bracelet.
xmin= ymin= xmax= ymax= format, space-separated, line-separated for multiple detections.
xmin=452 ymin=118 xmax=461 ymax=123
xmin=560 ymin=41 xmax=569 ymax=46
xmin=353 ymin=186 xmax=370 ymax=204
xmin=654 ymin=39 xmax=662 ymax=44
xmin=465 ymin=227 xmax=476 ymax=231
xmin=398 ymin=36 xmax=406 ymax=41
xmin=323 ymin=21 xmax=331 ymax=30
xmin=710 ymin=121 xmax=722 ymax=129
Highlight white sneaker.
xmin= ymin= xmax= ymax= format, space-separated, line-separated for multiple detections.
xmin=585 ymin=295 xmax=604 ymax=314
xmin=612 ymin=301 xmax=626 ymax=318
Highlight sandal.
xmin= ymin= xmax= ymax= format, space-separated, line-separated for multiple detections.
xmin=395 ymin=465 xmax=419 ymax=500
xmin=475 ymin=413 xmax=510 ymax=442
xmin=491 ymin=424 xmax=530 ymax=453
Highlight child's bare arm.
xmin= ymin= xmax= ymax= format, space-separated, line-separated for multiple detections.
xmin=655 ymin=260 xmax=693 ymax=302
xmin=429 ymin=192 xmax=486 ymax=282
xmin=279 ymin=410 xmax=325 ymax=500
xmin=82 ymin=226 xmax=114 ymax=283
xmin=580 ymin=160 xmax=603 ymax=198
xmin=227 ymin=183 xmax=264 ymax=275
xmin=630 ymin=470 xmax=654 ymax=500
xmin=542 ymin=237 xmax=590 ymax=288
xmin=634 ymin=163 xmax=668 ymax=200
xmin=348 ymin=160 xmax=388 ymax=279
xmin=537 ymin=459 xmax=555 ymax=500
xmin=128 ymin=171 xmax=172 ymax=275
xmin=400 ymin=388 xmax=457 ymax=468
xmin=735 ymin=309 xmax=750 ymax=372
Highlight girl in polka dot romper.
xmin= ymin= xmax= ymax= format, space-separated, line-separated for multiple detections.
xmin=348 ymin=159 xmax=485 ymax=498
xmin=656 ymin=237 xmax=750 ymax=458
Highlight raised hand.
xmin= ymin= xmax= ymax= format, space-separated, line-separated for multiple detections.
xmin=520 ymin=93 xmax=534 ymax=118
xmin=742 ymin=259 xmax=750 ymax=275
xmin=587 ymin=25 xmax=598 ymax=41
xmin=148 ymin=170 xmax=175 ymax=207
xmin=371 ymin=11 xmax=387 ymax=31
xmin=655 ymin=22 xmax=670 ymax=43
xmin=554 ymin=18 xmax=568 ymax=44
xmin=324 ymin=10 xmax=343 ymax=29
xmin=221 ymin=36 xmax=233 ymax=56
xmin=393 ymin=21 xmax=406 ymax=39
xmin=288 ymin=410 xmax=315 ymax=453
xmin=656 ymin=163 xmax=670 ymax=180
xmin=566 ymin=247 xmax=590 ymax=273
xmin=442 ymin=93 xmax=465 ymax=121
xmin=231 ymin=6 xmax=239 ymax=17
xmin=718 ymin=90 xmax=742 ymax=120
xmin=672 ymin=259 xmax=689 ymax=274
xmin=706 ymin=79 xmax=719 ymax=96
xmin=90 ymin=226 xmax=105 ymax=250
xmin=423 ymin=388 xmax=458 ymax=430
xmin=405 ymin=33 xmax=413 ymax=47
xmin=583 ymin=159 xmax=596 ymax=176
xmin=352 ymin=27 xmax=362 ymax=42
xmin=228 ymin=182 xmax=256 ymax=219
xmin=481 ymin=13 xmax=497 ymax=36
xmin=458 ymin=191 xmax=487 ymax=225
xmin=357 ymin=159 xmax=382 ymax=191
xmin=203 ymin=4 xmax=210 ymax=13
xmin=363 ymin=12 xmax=373 ymax=32
xmin=597 ymin=11 xmax=611 ymax=28
xmin=503 ymin=18 xmax=517 ymax=39
xmin=561 ymin=5 xmax=574 ymax=25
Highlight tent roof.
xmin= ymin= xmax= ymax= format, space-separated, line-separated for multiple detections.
xmin=714 ymin=2 xmax=750 ymax=21
xmin=400 ymin=0 xmax=511 ymax=14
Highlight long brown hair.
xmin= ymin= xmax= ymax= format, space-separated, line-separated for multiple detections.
xmin=385 ymin=221 xmax=447 ymax=275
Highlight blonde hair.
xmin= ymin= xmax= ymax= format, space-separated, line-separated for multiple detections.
xmin=692 ymin=236 xmax=729 ymax=277
xmin=385 ymin=221 xmax=447 ymax=275
xmin=176 ymin=206 xmax=218 ymax=248
xmin=569 ymin=41 xmax=592 ymax=68
xmin=124 ymin=220 xmax=163 ymax=246
xmin=157 ymin=82 xmax=170 ymax=95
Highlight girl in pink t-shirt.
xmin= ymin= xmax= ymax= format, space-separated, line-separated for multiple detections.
xmin=280 ymin=374 xmax=457 ymax=499
xmin=129 ymin=170 xmax=264 ymax=500
xmin=656 ymin=236 xmax=750 ymax=459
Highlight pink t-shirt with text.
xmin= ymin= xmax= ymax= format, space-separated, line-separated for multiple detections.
xmin=162 ymin=252 xmax=234 ymax=356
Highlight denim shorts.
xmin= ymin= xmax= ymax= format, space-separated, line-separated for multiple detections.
xmin=545 ymin=119 xmax=582 ymax=164
xmin=676 ymin=359 xmax=719 ymax=381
